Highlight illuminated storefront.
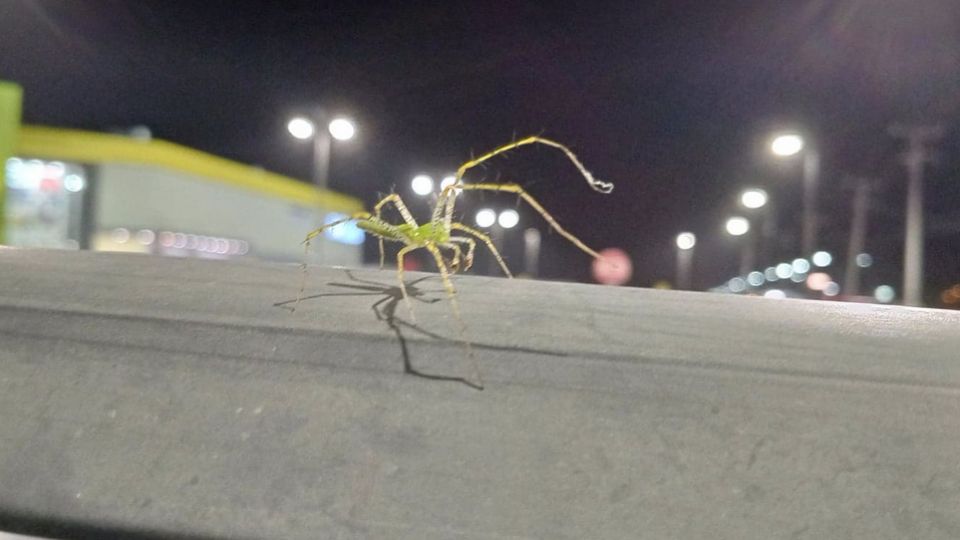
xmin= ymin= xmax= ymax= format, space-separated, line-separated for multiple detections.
xmin=3 ymin=125 xmax=365 ymax=265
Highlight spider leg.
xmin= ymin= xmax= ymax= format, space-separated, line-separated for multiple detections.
xmin=454 ymin=136 xmax=614 ymax=194
xmin=445 ymin=236 xmax=476 ymax=272
xmin=396 ymin=244 xmax=421 ymax=323
xmin=457 ymin=183 xmax=605 ymax=261
xmin=295 ymin=212 xmax=372 ymax=312
xmin=449 ymin=223 xmax=512 ymax=277
xmin=375 ymin=194 xmax=419 ymax=270
xmin=442 ymin=242 xmax=464 ymax=273
xmin=425 ymin=243 xmax=483 ymax=390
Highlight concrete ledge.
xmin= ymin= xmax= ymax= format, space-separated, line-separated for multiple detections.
xmin=2 ymin=249 xmax=960 ymax=539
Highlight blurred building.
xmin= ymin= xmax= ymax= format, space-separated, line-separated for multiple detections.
xmin=2 ymin=124 xmax=364 ymax=265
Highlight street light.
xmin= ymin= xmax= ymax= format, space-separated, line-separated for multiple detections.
xmin=725 ymin=217 xmax=752 ymax=276
xmin=327 ymin=118 xmax=356 ymax=141
xmin=740 ymin=188 xmax=768 ymax=209
xmin=287 ymin=117 xmax=315 ymax=140
xmin=770 ymin=133 xmax=804 ymax=156
xmin=287 ymin=112 xmax=357 ymax=190
xmin=769 ymin=130 xmax=819 ymax=255
xmin=725 ymin=216 xmax=750 ymax=236
xmin=475 ymin=208 xmax=496 ymax=228
xmin=675 ymin=232 xmax=695 ymax=290
xmin=498 ymin=209 xmax=519 ymax=229
xmin=411 ymin=174 xmax=434 ymax=196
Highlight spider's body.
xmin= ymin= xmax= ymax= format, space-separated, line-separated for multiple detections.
xmin=295 ymin=137 xmax=614 ymax=389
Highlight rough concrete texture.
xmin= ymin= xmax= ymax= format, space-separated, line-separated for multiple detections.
xmin=2 ymin=248 xmax=960 ymax=539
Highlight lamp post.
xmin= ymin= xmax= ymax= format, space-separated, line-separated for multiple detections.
xmin=476 ymin=208 xmax=518 ymax=275
xmin=675 ymin=232 xmax=696 ymax=290
xmin=770 ymin=132 xmax=819 ymax=256
xmin=888 ymin=124 xmax=943 ymax=306
xmin=287 ymin=112 xmax=356 ymax=190
xmin=725 ymin=216 xmax=753 ymax=276
xmin=739 ymin=187 xmax=774 ymax=265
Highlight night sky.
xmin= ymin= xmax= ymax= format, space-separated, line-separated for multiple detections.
xmin=2 ymin=1 xmax=959 ymax=302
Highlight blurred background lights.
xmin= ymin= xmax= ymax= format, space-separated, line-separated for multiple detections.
xmin=46 ymin=161 xmax=65 ymax=178
xmin=497 ymin=209 xmax=519 ymax=229
xmin=475 ymin=208 xmax=496 ymax=228
xmin=725 ymin=216 xmax=750 ymax=236
xmin=63 ymin=174 xmax=85 ymax=192
xmin=790 ymin=272 xmax=806 ymax=283
xmin=806 ymin=272 xmax=831 ymax=291
xmin=327 ymin=117 xmax=356 ymax=141
xmin=676 ymin=231 xmax=696 ymax=250
xmin=321 ymin=212 xmax=365 ymax=245
xmin=764 ymin=267 xmax=778 ymax=281
xmin=775 ymin=263 xmax=793 ymax=279
xmin=874 ymin=285 xmax=895 ymax=303
xmin=770 ymin=133 xmax=804 ymax=156
xmin=763 ymin=289 xmax=786 ymax=299
xmin=111 ymin=227 xmax=130 ymax=244
xmin=823 ymin=282 xmax=840 ymax=297
xmin=811 ymin=251 xmax=832 ymax=267
xmin=856 ymin=253 xmax=874 ymax=268
xmin=747 ymin=271 xmax=764 ymax=287
xmin=728 ymin=277 xmax=746 ymax=293
xmin=286 ymin=117 xmax=315 ymax=140
xmin=135 ymin=229 xmax=156 ymax=245
xmin=791 ymin=258 xmax=811 ymax=274
xmin=740 ymin=188 xmax=768 ymax=209
xmin=410 ymin=174 xmax=434 ymax=196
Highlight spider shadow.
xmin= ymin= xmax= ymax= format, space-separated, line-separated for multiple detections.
xmin=274 ymin=269 xmax=490 ymax=389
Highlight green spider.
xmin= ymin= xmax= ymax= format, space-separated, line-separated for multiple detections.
xmin=295 ymin=136 xmax=614 ymax=388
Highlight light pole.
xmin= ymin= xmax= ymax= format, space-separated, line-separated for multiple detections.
xmin=739 ymin=187 xmax=772 ymax=267
xmin=287 ymin=112 xmax=356 ymax=190
xmin=770 ymin=132 xmax=819 ymax=256
xmin=725 ymin=216 xmax=753 ymax=276
xmin=889 ymin=124 xmax=943 ymax=306
xmin=476 ymin=208 xmax=518 ymax=275
xmin=675 ymin=232 xmax=695 ymax=290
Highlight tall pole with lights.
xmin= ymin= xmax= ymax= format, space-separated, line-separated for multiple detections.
xmin=889 ymin=124 xmax=943 ymax=306
xmin=770 ymin=132 xmax=819 ymax=256
xmin=287 ymin=111 xmax=356 ymax=191
xmin=675 ymin=232 xmax=696 ymax=290
xmin=725 ymin=216 xmax=752 ymax=275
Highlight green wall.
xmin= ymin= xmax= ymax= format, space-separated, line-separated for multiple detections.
xmin=0 ymin=81 xmax=24 ymax=244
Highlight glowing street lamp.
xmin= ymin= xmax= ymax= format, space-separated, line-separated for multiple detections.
xmin=287 ymin=117 xmax=315 ymax=140
xmin=740 ymin=188 xmax=768 ymax=209
xmin=675 ymin=232 xmax=696 ymax=290
xmin=411 ymin=174 xmax=434 ymax=196
xmin=725 ymin=216 xmax=750 ymax=236
xmin=769 ymin=130 xmax=819 ymax=255
xmin=327 ymin=117 xmax=356 ymax=141
xmin=287 ymin=112 xmax=357 ymax=189
xmin=475 ymin=208 xmax=496 ymax=228
xmin=770 ymin=133 xmax=804 ymax=156
xmin=497 ymin=209 xmax=520 ymax=229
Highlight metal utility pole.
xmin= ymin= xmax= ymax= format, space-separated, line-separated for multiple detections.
xmin=801 ymin=150 xmax=820 ymax=256
xmin=888 ymin=124 xmax=943 ymax=306
xmin=311 ymin=109 xmax=333 ymax=190
xmin=676 ymin=246 xmax=693 ymax=290
xmin=843 ymin=177 xmax=872 ymax=297
xmin=523 ymin=228 xmax=541 ymax=277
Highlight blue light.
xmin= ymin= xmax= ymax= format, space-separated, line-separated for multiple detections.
xmin=322 ymin=213 xmax=365 ymax=245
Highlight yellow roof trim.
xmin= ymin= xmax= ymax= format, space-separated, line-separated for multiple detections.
xmin=14 ymin=125 xmax=363 ymax=213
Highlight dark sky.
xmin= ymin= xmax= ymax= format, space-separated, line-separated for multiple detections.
xmin=2 ymin=0 xmax=959 ymax=301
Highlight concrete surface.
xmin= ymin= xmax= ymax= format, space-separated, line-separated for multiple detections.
xmin=1 ymin=248 xmax=960 ymax=539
